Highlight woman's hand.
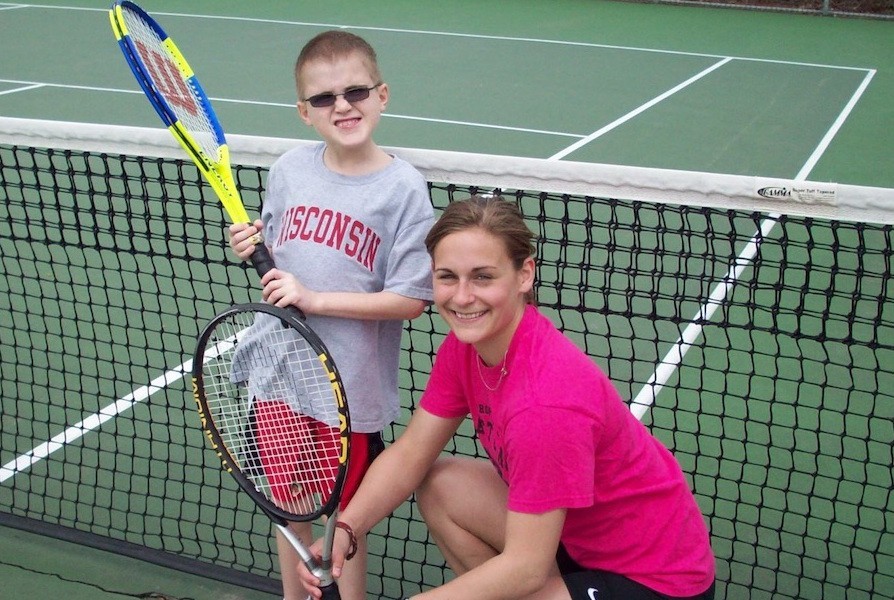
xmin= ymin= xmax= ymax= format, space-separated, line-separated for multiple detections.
xmin=295 ymin=525 xmax=355 ymax=599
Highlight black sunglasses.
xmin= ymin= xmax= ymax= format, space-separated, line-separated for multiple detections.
xmin=303 ymin=84 xmax=382 ymax=108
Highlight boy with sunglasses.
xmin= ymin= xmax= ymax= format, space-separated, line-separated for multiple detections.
xmin=229 ymin=30 xmax=434 ymax=600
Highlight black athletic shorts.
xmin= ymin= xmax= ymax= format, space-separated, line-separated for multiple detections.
xmin=557 ymin=544 xmax=715 ymax=600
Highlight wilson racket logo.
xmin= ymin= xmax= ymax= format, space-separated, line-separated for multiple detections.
xmin=135 ymin=40 xmax=200 ymax=117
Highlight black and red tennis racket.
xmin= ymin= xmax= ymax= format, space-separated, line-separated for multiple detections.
xmin=192 ymin=302 xmax=350 ymax=600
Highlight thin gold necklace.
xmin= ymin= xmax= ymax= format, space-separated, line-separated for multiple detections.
xmin=477 ymin=351 xmax=509 ymax=391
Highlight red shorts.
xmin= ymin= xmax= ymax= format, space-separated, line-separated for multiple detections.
xmin=251 ymin=399 xmax=384 ymax=512
xmin=338 ymin=429 xmax=385 ymax=508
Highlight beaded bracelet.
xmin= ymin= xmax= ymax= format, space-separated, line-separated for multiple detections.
xmin=335 ymin=521 xmax=358 ymax=560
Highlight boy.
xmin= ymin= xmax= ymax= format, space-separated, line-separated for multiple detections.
xmin=229 ymin=30 xmax=434 ymax=600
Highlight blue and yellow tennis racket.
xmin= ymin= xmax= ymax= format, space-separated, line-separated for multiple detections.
xmin=109 ymin=0 xmax=274 ymax=276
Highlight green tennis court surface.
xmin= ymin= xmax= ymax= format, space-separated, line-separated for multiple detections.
xmin=1 ymin=1 xmax=892 ymax=599
xmin=1 ymin=0 xmax=891 ymax=185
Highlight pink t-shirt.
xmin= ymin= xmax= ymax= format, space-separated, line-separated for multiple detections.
xmin=420 ymin=305 xmax=715 ymax=597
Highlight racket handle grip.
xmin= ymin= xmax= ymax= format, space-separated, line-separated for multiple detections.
xmin=248 ymin=241 xmax=307 ymax=320
xmin=250 ymin=243 xmax=276 ymax=278
xmin=319 ymin=582 xmax=341 ymax=600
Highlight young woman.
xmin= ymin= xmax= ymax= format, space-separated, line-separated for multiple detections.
xmin=299 ymin=196 xmax=716 ymax=600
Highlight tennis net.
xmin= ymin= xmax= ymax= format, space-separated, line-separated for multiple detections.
xmin=1 ymin=117 xmax=892 ymax=600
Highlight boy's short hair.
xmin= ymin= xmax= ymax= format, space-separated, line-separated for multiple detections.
xmin=294 ymin=31 xmax=382 ymax=96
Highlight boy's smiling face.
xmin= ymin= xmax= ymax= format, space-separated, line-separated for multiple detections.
xmin=297 ymin=51 xmax=388 ymax=156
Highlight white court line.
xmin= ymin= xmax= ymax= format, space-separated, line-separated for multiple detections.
xmin=549 ymin=57 xmax=733 ymax=161
xmin=0 ymin=364 xmax=190 ymax=483
xmin=798 ymin=69 xmax=876 ymax=179
xmin=628 ymin=67 xmax=877 ymax=420
xmin=0 ymin=83 xmax=43 ymax=96
xmin=0 ymin=78 xmax=586 ymax=139
xmin=1 ymin=79 xmax=144 ymax=95
xmin=0 ymin=333 xmax=244 ymax=483
xmin=386 ymin=113 xmax=584 ymax=139
xmin=2 ymin=3 xmax=875 ymax=72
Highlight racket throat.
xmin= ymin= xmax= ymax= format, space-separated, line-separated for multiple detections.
xmin=276 ymin=523 xmax=336 ymax=586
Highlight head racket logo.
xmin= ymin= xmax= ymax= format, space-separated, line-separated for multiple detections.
xmin=134 ymin=40 xmax=201 ymax=117
xmin=192 ymin=376 xmax=234 ymax=473
xmin=320 ymin=353 xmax=349 ymax=464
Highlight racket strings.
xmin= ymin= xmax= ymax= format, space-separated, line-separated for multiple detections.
xmin=118 ymin=5 xmax=220 ymax=160
xmin=199 ymin=311 xmax=344 ymax=517
xmin=253 ymin=400 xmax=341 ymax=515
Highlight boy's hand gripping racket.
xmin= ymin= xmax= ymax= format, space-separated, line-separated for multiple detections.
xmin=192 ymin=303 xmax=350 ymax=600
xmin=109 ymin=0 xmax=274 ymax=276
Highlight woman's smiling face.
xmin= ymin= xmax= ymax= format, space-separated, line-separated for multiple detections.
xmin=431 ymin=227 xmax=534 ymax=366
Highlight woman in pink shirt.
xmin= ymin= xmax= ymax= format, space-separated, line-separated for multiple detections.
xmin=300 ymin=196 xmax=715 ymax=600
